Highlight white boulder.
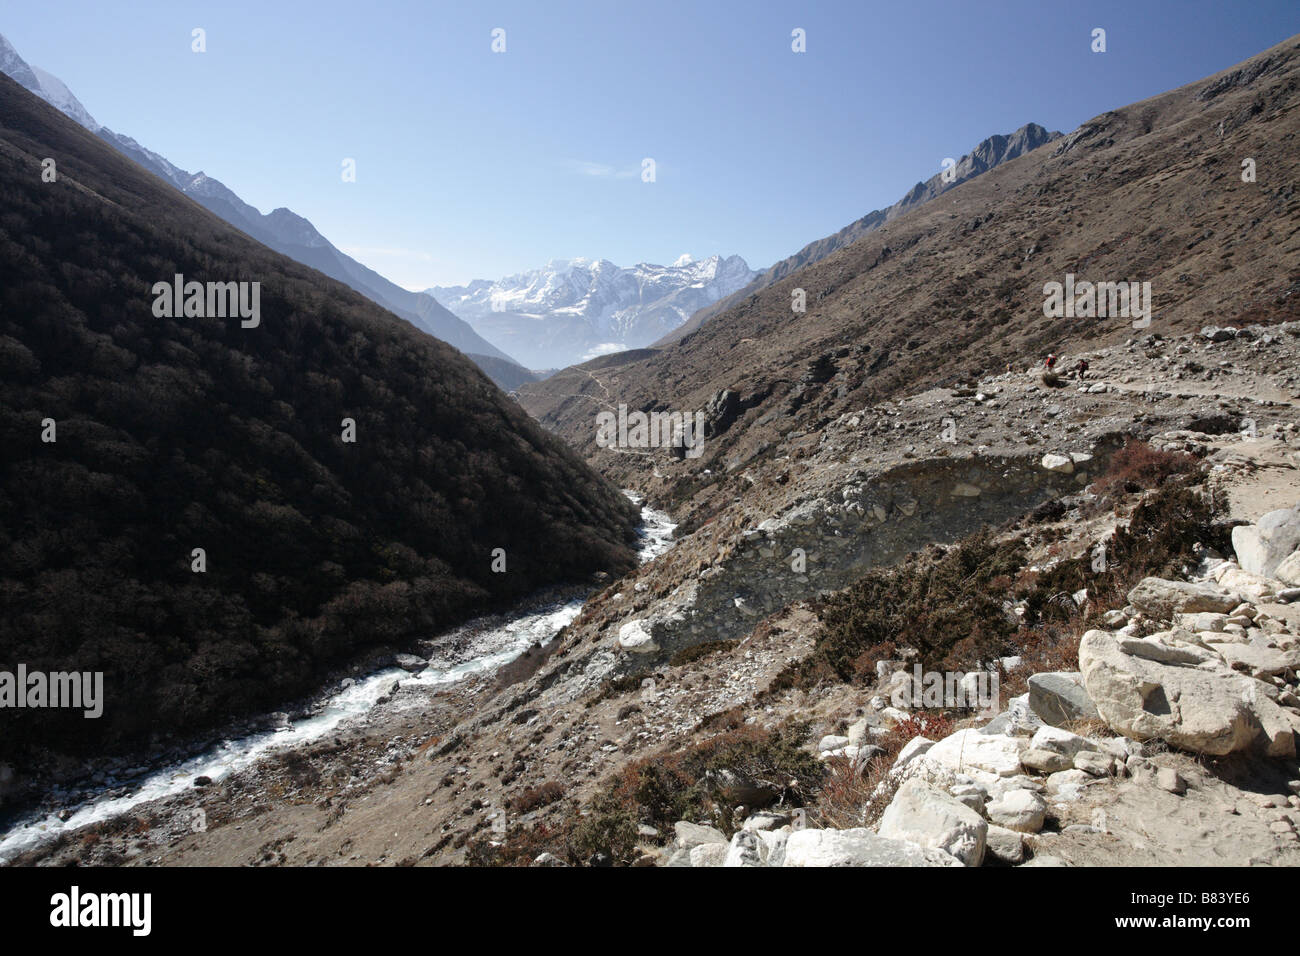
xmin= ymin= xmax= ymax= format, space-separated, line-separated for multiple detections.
xmin=927 ymin=729 xmax=1029 ymax=777
xmin=782 ymin=828 xmax=963 ymax=867
xmin=1232 ymin=504 xmax=1300 ymax=578
xmin=1078 ymin=629 xmax=1296 ymax=758
xmin=877 ymin=779 xmax=988 ymax=866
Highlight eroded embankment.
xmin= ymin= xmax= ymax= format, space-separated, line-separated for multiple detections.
xmin=606 ymin=440 xmax=1121 ymax=670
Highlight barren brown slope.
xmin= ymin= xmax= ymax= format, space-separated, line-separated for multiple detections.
xmin=658 ymin=122 xmax=1061 ymax=346
xmin=520 ymin=35 xmax=1300 ymax=517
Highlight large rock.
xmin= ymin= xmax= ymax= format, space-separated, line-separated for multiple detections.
xmin=1205 ymin=640 xmax=1300 ymax=679
xmin=1275 ymin=549 xmax=1300 ymax=587
xmin=1078 ymin=629 xmax=1296 ymax=758
xmin=617 ymin=619 xmax=659 ymax=654
xmin=689 ymin=843 xmax=729 ymax=867
xmin=1114 ymin=632 xmax=1217 ymax=666
xmin=673 ymin=821 xmax=727 ymax=850
xmin=1233 ymin=505 xmax=1300 ymax=579
xmin=892 ymin=736 xmax=936 ymax=770
xmin=1020 ymin=748 xmax=1072 ymax=773
xmin=1211 ymin=564 xmax=1279 ymax=602
xmin=1127 ymin=578 xmax=1239 ymax=620
xmin=985 ymin=789 xmax=1047 ymax=833
xmin=782 ymin=828 xmax=963 ymax=867
xmin=927 ymin=729 xmax=1029 ymax=777
xmin=984 ymin=825 xmax=1025 ymax=864
xmin=394 ymin=653 xmax=428 ymax=673
xmin=877 ymin=778 xmax=987 ymax=866
xmin=1028 ymin=672 xmax=1100 ymax=727
xmin=1029 ymin=725 xmax=1098 ymax=759
xmin=722 ymin=830 xmax=764 ymax=867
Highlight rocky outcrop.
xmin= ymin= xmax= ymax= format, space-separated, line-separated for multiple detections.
xmin=1028 ymin=672 xmax=1100 ymax=727
xmin=877 ymin=778 xmax=988 ymax=866
xmin=1078 ymin=629 xmax=1295 ymax=758
xmin=782 ymin=827 xmax=964 ymax=867
xmin=608 ymin=448 xmax=1108 ymax=672
xmin=1233 ymin=504 xmax=1300 ymax=579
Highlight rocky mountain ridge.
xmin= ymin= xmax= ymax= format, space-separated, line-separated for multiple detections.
xmin=520 ymin=36 xmax=1300 ymax=515
xmin=430 ymin=254 xmax=758 ymax=369
xmin=658 ymin=122 xmax=1060 ymax=345
xmin=0 ymin=32 xmax=530 ymax=388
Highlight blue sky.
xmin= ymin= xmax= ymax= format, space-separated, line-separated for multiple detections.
xmin=4 ymin=1 xmax=1298 ymax=287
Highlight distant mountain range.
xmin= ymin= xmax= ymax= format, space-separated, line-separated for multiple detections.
xmin=659 ymin=123 xmax=1060 ymax=344
xmin=522 ymin=36 xmax=1300 ymax=507
xmin=0 ymin=32 xmax=534 ymax=390
xmin=429 ymin=254 xmax=758 ymax=369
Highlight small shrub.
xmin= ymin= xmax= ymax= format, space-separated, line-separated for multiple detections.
xmin=508 ymin=781 xmax=566 ymax=814
xmin=1091 ymin=439 xmax=1198 ymax=502
xmin=570 ymin=721 xmax=825 ymax=862
xmin=669 ymin=639 xmax=738 ymax=667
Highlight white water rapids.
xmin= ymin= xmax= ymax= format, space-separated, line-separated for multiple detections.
xmin=0 ymin=495 xmax=675 ymax=863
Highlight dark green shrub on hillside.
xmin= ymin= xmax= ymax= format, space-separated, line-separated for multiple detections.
xmin=0 ymin=77 xmax=638 ymax=766
xmin=569 ymin=721 xmax=823 ymax=862
xmin=790 ymin=472 xmax=1222 ymax=693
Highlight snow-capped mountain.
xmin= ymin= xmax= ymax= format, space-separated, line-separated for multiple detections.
xmin=429 ymin=254 xmax=758 ymax=369
xmin=0 ymin=32 xmax=529 ymax=386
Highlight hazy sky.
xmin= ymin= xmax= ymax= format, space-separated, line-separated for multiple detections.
xmin=5 ymin=1 xmax=1298 ymax=287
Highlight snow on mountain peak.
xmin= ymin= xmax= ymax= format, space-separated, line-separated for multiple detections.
xmin=0 ymin=35 xmax=101 ymax=132
xmin=428 ymin=254 xmax=758 ymax=369
xmin=29 ymin=65 xmax=100 ymax=131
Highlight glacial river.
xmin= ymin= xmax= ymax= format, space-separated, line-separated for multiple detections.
xmin=0 ymin=494 xmax=675 ymax=863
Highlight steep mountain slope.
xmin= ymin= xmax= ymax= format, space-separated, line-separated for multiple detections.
xmin=467 ymin=353 xmax=540 ymax=392
xmin=0 ymin=72 xmax=639 ymax=767
xmin=430 ymin=254 xmax=758 ymax=368
xmin=521 ymin=36 xmax=1300 ymax=521
xmin=0 ymin=32 xmax=528 ymax=387
xmin=38 ymin=317 xmax=1300 ymax=868
xmin=659 ymin=123 xmax=1060 ymax=345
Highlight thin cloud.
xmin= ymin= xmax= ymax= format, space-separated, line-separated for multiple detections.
xmin=582 ymin=343 xmax=628 ymax=361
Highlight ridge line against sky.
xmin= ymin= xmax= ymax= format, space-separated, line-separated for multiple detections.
xmin=4 ymin=0 xmax=1298 ymax=288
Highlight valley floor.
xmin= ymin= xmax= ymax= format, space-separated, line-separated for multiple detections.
xmin=10 ymin=324 xmax=1300 ymax=868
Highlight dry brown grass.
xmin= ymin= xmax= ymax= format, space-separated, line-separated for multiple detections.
xmin=811 ymin=712 xmax=956 ymax=829
xmin=1000 ymin=625 xmax=1083 ymax=700
xmin=508 ymin=781 xmax=566 ymax=815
